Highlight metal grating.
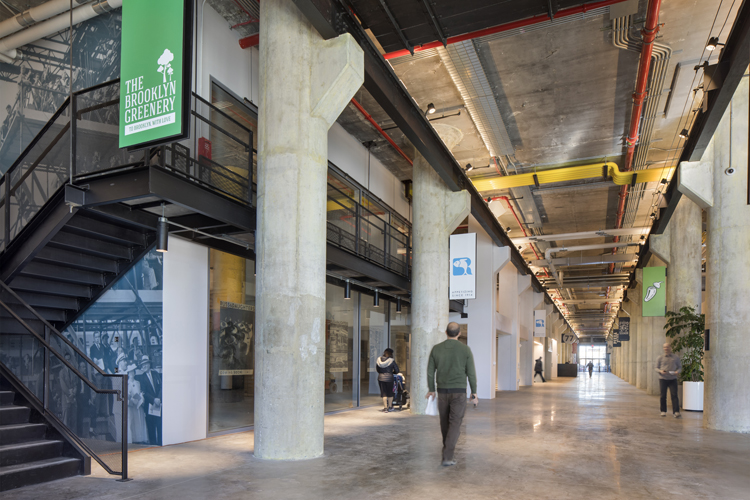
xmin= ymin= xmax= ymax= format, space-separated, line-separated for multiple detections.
xmin=438 ymin=40 xmax=514 ymax=157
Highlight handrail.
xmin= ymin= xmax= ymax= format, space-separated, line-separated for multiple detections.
xmin=0 ymin=280 xmax=124 ymax=390
xmin=192 ymin=91 xmax=252 ymax=134
xmin=0 ymin=279 xmax=129 ymax=478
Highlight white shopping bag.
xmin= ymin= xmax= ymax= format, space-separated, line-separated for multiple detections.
xmin=425 ymin=395 xmax=439 ymax=416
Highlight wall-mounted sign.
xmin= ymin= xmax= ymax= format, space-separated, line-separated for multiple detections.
xmin=449 ymin=233 xmax=476 ymax=300
xmin=613 ymin=341 xmax=622 ymax=347
xmin=562 ymin=333 xmax=578 ymax=344
xmin=642 ymin=266 xmax=666 ymax=317
xmin=618 ymin=317 xmax=631 ymax=341
xmin=612 ymin=328 xmax=619 ymax=344
xmin=534 ymin=310 xmax=546 ymax=337
xmin=119 ymin=0 xmax=193 ymax=149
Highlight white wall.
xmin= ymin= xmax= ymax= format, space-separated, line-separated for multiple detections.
xmin=162 ymin=237 xmax=209 ymax=446
xmin=496 ymin=263 xmax=520 ymax=391
xmin=197 ymin=4 xmax=259 ymax=103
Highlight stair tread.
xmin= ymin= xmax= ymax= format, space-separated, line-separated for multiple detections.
xmin=0 ymin=423 xmax=46 ymax=431
xmin=0 ymin=456 xmax=79 ymax=475
xmin=0 ymin=440 xmax=63 ymax=452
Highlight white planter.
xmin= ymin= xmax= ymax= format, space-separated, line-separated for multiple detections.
xmin=682 ymin=381 xmax=704 ymax=411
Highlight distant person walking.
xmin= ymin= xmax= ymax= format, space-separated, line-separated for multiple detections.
xmin=376 ymin=348 xmax=399 ymax=412
xmin=425 ymin=322 xmax=477 ymax=467
xmin=586 ymin=361 xmax=594 ymax=378
xmin=656 ymin=343 xmax=682 ymax=418
xmin=534 ymin=357 xmax=546 ymax=383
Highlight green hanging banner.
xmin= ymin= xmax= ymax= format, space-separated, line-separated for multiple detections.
xmin=642 ymin=266 xmax=666 ymax=317
xmin=119 ymin=0 xmax=193 ymax=149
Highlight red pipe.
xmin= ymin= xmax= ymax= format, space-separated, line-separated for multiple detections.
xmin=609 ymin=0 xmax=662 ymax=273
xmin=382 ymin=0 xmax=630 ymax=60
xmin=239 ymin=33 xmax=259 ymax=49
xmin=350 ymin=98 xmax=413 ymax=166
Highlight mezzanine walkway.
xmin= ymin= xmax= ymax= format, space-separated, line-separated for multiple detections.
xmin=5 ymin=373 xmax=750 ymax=499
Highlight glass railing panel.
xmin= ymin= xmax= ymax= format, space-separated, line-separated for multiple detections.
xmin=0 ymin=331 xmax=45 ymax=403
xmin=48 ymin=350 xmax=124 ymax=475
xmin=74 ymin=82 xmax=125 ymax=177
xmin=6 ymin=105 xmax=70 ymax=241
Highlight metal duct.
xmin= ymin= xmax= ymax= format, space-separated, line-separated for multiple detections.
xmin=0 ymin=0 xmax=88 ymax=39
xmin=0 ymin=0 xmax=122 ymax=59
xmin=512 ymin=226 xmax=649 ymax=245
xmin=437 ymin=41 xmax=514 ymax=157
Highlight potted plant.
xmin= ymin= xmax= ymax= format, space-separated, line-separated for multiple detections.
xmin=664 ymin=305 xmax=705 ymax=411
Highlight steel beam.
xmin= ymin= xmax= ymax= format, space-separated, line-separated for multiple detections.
xmin=326 ymin=244 xmax=410 ymax=293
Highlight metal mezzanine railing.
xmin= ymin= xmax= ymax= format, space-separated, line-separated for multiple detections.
xmin=0 ymin=79 xmax=256 ymax=254
xmin=326 ymin=176 xmax=411 ymax=278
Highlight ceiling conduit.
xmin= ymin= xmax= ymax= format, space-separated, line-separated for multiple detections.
xmin=0 ymin=0 xmax=122 ymax=59
xmin=609 ymin=0 xmax=666 ymax=273
xmin=0 ymin=0 xmax=89 ymax=39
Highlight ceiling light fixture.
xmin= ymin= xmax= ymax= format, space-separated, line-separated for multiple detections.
xmin=465 ymin=163 xmax=474 ymax=172
xmin=426 ymin=103 xmax=436 ymax=115
xmin=706 ymin=36 xmax=723 ymax=51
xmin=679 ymin=129 xmax=689 ymax=139
xmin=157 ymin=204 xmax=169 ymax=253
xmin=374 ymin=290 xmax=380 ymax=307
xmin=650 ymin=212 xmax=657 ymax=220
xmin=344 ymin=280 xmax=351 ymax=300
xmin=396 ymin=297 xmax=402 ymax=313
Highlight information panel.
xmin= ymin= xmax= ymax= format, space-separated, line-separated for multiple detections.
xmin=534 ymin=310 xmax=546 ymax=337
xmin=449 ymin=233 xmax=476 ymax=300
xmin=119 ymin=0 xmax=192 ymax=149
xmin=618 ymin=317 xmax=631 ymax=341
xmin=642 ymin=266 xmax=667 ymax=317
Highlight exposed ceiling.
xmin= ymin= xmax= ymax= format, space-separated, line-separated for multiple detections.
xmin=211 ymin=0 xmax=742 ymax=340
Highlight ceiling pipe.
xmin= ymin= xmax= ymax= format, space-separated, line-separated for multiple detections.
xmin=350 ymin=98 xmax=413 ymax=166
xmin=239 ymin=33 xmax=259 ymax=49
xmin=0 ymin=0 xmax=122 ymax=59
xmin=0 ymin=0 xmax=88 ymax=40
xmin=512 ymin=226 xmax=649 ymax=245
xmin=382 ymin=0 xmax=631 ymax=60
xmin=610 ymin=0 xmax=662 ymax=273
xmin=528 ymin=254 xmax=636 ymax=267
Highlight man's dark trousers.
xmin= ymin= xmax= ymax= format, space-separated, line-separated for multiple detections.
xmin=438 ymin=392 xmax=466 ymax=462
xmin=659 ymin=379 xmax=680 ymax=413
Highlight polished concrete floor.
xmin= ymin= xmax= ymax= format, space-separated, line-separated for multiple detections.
xmin=6 ymin=373 xmax=750 ymax=499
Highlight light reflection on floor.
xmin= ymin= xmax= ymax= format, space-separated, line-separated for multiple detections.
xmin=5 ymin=373 xmax=750 ymax=500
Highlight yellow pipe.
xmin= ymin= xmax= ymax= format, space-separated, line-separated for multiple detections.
xmin=471 ymin=163 xmax=675 ymax=192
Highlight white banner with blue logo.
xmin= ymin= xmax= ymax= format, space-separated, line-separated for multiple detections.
xmin=449 ymin=233 xmax=476 ymax=300
xmin=534 ymin=310 xmax=546 ymax=337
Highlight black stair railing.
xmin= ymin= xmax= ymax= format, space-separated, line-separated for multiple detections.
xmin=0 ymin=280 xmax=129 ymax=479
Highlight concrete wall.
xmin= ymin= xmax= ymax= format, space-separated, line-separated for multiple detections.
xmin=162 ymin=237 xmax=209 ymax=446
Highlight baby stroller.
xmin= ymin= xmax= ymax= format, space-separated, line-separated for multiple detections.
xmin=392 ymin=373 xmax=410 ymax=410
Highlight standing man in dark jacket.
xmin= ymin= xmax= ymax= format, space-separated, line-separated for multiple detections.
xmin=425 ymin=322 xmax=477 ymax=467
xmin=656 ymin=343 xmax=682 ymax=418
xmin=136 ymin=355 xmax=162 ymax=445
xmin=376 ymin=348 xmax=399 ymax=412
xmin=534 ymin=357 xmax=546 ymax=382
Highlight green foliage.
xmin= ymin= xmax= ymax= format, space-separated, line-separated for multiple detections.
xmin=664 ymin=306 xmax=705 ymax=382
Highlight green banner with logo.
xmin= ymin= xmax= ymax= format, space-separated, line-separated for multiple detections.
xmin=642 ymin=266 xmax=666 ymax=317
xmin=119 ymin=0 xmax=191 ymax=149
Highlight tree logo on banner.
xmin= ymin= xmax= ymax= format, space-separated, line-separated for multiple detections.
xmin=157 ymin=49 xmax=174 ymax=83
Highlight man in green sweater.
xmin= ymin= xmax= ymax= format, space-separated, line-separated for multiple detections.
xmin=425 ymin=322 xmax=477 ymax=466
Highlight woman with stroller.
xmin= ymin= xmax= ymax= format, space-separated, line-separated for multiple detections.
xmin=376 ymin=348 xmax=399 ymax=412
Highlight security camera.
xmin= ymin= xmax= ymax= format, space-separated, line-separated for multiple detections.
xmin=725 ymin=167 xmax=736 ymax=176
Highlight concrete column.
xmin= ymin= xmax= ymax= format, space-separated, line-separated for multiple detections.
xmin=255 ymin=0 xmax=363 ymax=460
xmin=466 ymin=215 xmax=510 ymax=399
xmin=411 ymin=124 xmax=471 ymax=414
xmin=702 ymin=76 xmax=750 ymax=432
xmin=668 ymin=198 xmax=703 ymax=314
xmin=496 ymin=263 xmax=521 ymax=390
